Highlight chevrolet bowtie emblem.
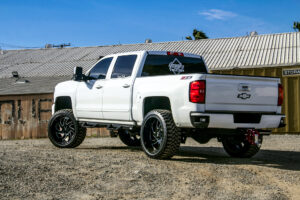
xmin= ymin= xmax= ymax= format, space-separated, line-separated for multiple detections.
xmin=237 ymin=93 xmax=251 ymax=100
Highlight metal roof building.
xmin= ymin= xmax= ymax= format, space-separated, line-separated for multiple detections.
xmin=0 ymin=32 xmax=300 ymax=139
xmin=1 ymin=32 xmax=300 ymax=79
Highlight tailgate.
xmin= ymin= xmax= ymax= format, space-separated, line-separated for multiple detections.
xmin=205 ymin=74 xmax=280 ymax=113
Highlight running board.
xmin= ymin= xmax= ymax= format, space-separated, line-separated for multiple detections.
xmin=79 ymin=118 xmax=136 ymax=130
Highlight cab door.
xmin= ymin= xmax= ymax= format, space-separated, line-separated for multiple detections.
xmin=102 ymin=55 xmax=137 ymax=121
xmin=75 ymin=57 xmax=113 ymax=119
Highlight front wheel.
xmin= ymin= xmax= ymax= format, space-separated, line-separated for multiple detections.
xmin=222 ymin=130 xmax=263 ymax=158
xmin=48 ymin=109 xmax=86 ymax=148
xmin=140 ymin=109 xmax=181 ymax=159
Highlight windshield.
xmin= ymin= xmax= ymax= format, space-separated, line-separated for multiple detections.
xmin=141 ymin=55 xmax=207 ymax=77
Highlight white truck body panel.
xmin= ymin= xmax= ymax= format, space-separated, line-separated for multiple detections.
xmin=75 ymin=80 xmax=105 ymax=119
xmin=102 ymin=77 xmax=133 ymax=120
xmin=132 ymin=74 xmax=205 ymax=127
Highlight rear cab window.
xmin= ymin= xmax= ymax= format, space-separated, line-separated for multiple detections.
xmin=111 ymin=55 xmax=137 ymax=78
xmin=141 ymin=54 xmax=207 ymax=77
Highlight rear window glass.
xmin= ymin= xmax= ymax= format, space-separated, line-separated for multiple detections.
xmin=141 ymin=55 xmax=207 ymax=77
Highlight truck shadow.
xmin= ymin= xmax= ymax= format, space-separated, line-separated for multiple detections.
xmin=79 ymin=145 xmax=300 ymax=171
xmin=175 ymin=146 xmax=300 ymax=171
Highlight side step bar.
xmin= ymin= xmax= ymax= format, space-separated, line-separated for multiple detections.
xmin=80 ymin=121 xmax=135 ymax=130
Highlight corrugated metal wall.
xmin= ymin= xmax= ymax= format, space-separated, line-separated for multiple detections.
xmin=0 ymin=94 xmax=109 ymax=139
xmin=212 ymin=66 xmax=300 ymax=134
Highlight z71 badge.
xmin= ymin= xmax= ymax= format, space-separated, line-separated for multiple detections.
xmin=237 ymin=93 xmax=251 ymax=100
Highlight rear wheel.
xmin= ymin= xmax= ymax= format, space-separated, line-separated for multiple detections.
xmin=118 ymin=129 xmax=140 ymax=147
xmin=140 ymin=109 xmax=181 ymax=159
xmin=222 ymin=130 xmax=262 ymax=158
xmin=48 ymin=109 xmax=86 ymax=148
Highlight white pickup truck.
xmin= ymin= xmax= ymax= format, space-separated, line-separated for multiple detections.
xmin=48 ymin=51 xmax=285 ymax=159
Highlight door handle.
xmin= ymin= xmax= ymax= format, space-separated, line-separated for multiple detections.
xmin=122 ymin=84 xmax=130 ymax=88
xmin=95 ymin=85 xmax=103 ymax=89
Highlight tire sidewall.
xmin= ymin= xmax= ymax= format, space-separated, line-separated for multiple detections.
xmin=140 ymin=111 xmax=168 ymax=158
xmin=118 ymin=129 xmax=140 ymax=147
xmin=48 ymin=110 xmax=78 ymax=148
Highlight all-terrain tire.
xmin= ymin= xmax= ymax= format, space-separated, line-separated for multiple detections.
xmin=48 ymin=109 xmax=86 ymax=148
xmin=222 ymin=135 xmax=263 ymax=158
xmin=118 ymin=129 xmax=140 ymax=147
xmin=140 ymin=109 xmax=181 ymax=159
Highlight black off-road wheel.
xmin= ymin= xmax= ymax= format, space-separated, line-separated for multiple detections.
xmin=222 ymin=134 xmax=263 ymax=158
xmin=140 ymin=109 xmax=181 ymax=159
xmin=48 ymin=109 xmax=86 ymax=148
xmin=118 ymin=129 xmax=140 ymax=147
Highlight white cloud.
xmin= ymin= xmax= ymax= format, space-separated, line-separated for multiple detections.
xmin=199 ymin=9 xmax=237 ymax=20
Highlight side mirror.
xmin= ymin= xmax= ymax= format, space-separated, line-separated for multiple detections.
xmin=73 ymin=66 xmax=83 ymax=81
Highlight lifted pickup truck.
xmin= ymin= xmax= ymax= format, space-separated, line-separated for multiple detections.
xmin=48 ymin=51 xmax=285 ymax=159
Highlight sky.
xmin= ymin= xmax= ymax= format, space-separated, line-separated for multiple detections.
xmin=0 ymin=0 xmax=299 ymax=49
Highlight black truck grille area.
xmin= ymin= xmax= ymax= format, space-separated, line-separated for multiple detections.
xmin=234 ymin=113 xmax=262 ymax=124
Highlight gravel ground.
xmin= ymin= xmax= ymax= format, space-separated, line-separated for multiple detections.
xmin=1 ymin=135 xmax=300 ymax=200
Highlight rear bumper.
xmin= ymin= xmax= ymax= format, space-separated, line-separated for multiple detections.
xmin=190 ymin=112 xmax=285 ymax=129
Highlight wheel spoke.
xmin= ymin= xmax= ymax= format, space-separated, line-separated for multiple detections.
xmin=65 ymin=121 xmax=72 ymax=127
xmin=54 ymin=123 xmax=62 ymax=132
xmin=155 ymin=120 xmax=160 ymax=132
xmin=59 ymin=118 xmax=65 ymax=128
xmin=157 ymin=124 xmax=162 ymax=133
xmin=63 ymin=117 xmax=69 ymax=126
xmin=66 ymin=135 xmax=70 ymax=142
xmin=235 ymin=144 xmax=242 ymax=150
xmin=151 ymin=120 xmax=156 ymax=133
xmin=69 ymin=126 xmax=75 ymax=132
xmin=55 ymin=132 xmax=64 ymax=139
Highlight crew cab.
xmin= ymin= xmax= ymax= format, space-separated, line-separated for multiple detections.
xmin=48 ymin=51 xmax=285 ymax=159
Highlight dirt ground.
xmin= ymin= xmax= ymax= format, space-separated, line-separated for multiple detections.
xmin=1 ymin=135 xmax=300 ymax=200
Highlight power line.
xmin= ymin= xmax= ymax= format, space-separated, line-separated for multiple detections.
xmin=0 ymin=42 xmax=42 ymax=49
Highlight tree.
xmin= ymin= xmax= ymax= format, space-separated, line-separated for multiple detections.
xmin=293 ymin=22 xmax=300 ymax=32
xmin=186 ymin=29 xmax=208 ymax=40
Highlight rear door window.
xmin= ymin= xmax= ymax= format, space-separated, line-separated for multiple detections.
xmin=111 ymin=55 xmax=137 ymax=78
xmin=141 ymin=55 xmax=207 ymax=77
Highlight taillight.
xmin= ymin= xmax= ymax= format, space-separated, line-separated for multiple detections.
xmin=189 ymin=80 xmax=206 ymax=103
xmin=278 ymin=83 xmax=283 ymax=106
xmin=167 ymin=51 xmax=184 ymax=56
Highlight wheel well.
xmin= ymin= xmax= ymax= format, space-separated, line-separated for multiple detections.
xmin=143 ymin=97 xmax=171 ymax=117
xmin=55 ymin=96 xmax=72 ymax=112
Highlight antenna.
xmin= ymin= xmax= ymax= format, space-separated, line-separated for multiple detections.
xmin=51 ymin=43 xmax=71 ymax=48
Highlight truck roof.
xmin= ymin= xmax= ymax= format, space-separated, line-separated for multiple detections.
xmin=104 ymin=50 xmax=202 ymax=59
